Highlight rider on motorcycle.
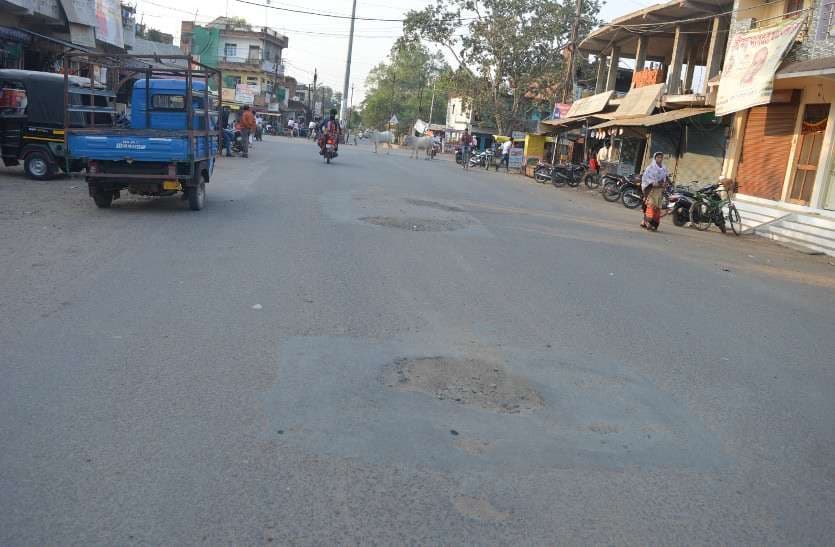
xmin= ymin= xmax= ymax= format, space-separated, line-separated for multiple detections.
xmin=318 ymin=109 xmax=341 ymax=155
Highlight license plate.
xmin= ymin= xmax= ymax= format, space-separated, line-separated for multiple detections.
xmin=163 ymin=180 xmax=181 ymax=190
xmin=326 ymin=144 xmax=334 ymax=150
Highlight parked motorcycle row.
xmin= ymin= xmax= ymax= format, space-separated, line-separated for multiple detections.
xmin=531 ymin=161 xmax=743 ymax=235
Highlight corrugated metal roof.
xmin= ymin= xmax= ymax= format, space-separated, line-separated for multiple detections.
xmin=614 ymin=83 xmax=665 ymax=117
xmin=589 ymin=107 xmax=715 ymax=129
xmin=540 ymin=112 xmax=615 ymax=130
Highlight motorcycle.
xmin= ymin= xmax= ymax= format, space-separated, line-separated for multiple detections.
xmin=322 ymin=134 xmax=338 ymax=164
xmin=600 ymin=173 xmax=637 ymax=202
xmin=468 ymin=150 xmax=488 ymax=168
xmin=550 ymin=162 xmax=587 ymax=188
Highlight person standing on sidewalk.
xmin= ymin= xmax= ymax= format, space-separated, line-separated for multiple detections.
xmin=460 ymin=128 xmax=471 ymax=169
xmin=641 ymin=151 xmax=669 ymax=231
xmin=496 ymin=139 xmax=512 ymax=172
xmin=240 ymin=105 xmax=256 ymax=158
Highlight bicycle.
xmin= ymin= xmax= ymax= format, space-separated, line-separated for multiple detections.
xmin=689 ymin=183 xmax=742 ymax=235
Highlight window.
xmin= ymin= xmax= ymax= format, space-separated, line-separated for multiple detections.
xmin=224 ymin=43 xmax=237 ymax=58
xmin=785 ymin=0 xmax=803 ymax=17
xmin=152 ymin=94 xmax=185 ymax=110
xmin=248 ymin=45 xmax=260 ymax=61
xmin=817 ymin=0 xmax=835 ymax=40
xmin=0 ymin=81 xmax=27 ymax=115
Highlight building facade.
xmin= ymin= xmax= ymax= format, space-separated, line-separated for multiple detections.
xmin=180 ymin=18 xmax=295 ymax=114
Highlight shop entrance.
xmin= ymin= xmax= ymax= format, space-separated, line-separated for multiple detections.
xmin=788 ymin=103 xmax=830 ymax=205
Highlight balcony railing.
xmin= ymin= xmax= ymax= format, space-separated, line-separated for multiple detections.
xmin=219 ymin=56 xmax=284 ymax=76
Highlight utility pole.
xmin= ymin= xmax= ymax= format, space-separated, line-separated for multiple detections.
xmin=311 ymin=68 xmax=317 ymax=120
xmin=563 ymin=0 xmax=583 ymax=103
xmin=340 ymin=0 xmax=357 ymax=121
xmin=428 ymin=79 xmax=436 ymax=125
xmin=347 ymin=83 xmax=354 ymax=139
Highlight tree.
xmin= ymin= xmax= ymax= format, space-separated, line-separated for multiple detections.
xmin=404 ymin=0 xmax=602 ymax=134
xmin=360 ymin=38 xmax=451 ymax=134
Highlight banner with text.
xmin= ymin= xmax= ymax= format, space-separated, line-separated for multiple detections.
xmin=715 ymin=17 xmax=803 ymax=116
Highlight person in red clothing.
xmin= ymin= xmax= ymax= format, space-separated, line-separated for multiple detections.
xmin=240 ymin=105 xmax=256 ymax=158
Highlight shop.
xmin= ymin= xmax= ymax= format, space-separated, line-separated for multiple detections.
xmin=590 ymin=107 xmax=728 ymax=184
xmin=723 ymin=67 xmax=835 ymax=212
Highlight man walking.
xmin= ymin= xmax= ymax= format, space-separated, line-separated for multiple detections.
xmin=461 ymin=127 xmax=471 ymax=170
xmin=641 ymin=151 xmax=669 ymax=231
xmin=240 ymin=105 xmax=256 ymax=158
xmin=496 ymin=138 xmax=512 ymax=172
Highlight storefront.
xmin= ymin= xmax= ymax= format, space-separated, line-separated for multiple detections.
xmin=723 ymin=60 xmax=835 ymax=212
xmin=590 ymin=108 xmax=727 ymax=184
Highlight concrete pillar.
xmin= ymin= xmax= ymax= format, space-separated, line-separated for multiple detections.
xmin=634 ymin=35 xmax=648 ymax=72
xmin=595 ymin=54 xmax=608 ymax=94
xmin=684 ymin=48 xmax=697 ymax=93
xmin=703 ymin=16 xmax=729 ymax=95
xmin=606 ymin=46 xmax=620 ymax=92
xmin=666 ymin=25 xmax=687 ymax=95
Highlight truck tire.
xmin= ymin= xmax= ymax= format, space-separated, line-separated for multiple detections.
xmin=24 ymin=149 xmax=56 ymax=180
xmin=187 ymin=181 xmax=206 ymax=211
xmin=93 ymin=190 xmax=113 ymax=208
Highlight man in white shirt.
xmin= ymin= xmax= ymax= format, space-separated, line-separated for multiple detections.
xmin=641 ymin=151 xmax=669 ymax=231
xmin=596 ymin=142 xmax=610 ymax=163
xmin=496 ymin=139 xmax=512 ymax=172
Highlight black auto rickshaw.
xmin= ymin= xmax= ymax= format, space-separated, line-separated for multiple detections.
xmin=0 ymin=69 xmax=110 ymax=180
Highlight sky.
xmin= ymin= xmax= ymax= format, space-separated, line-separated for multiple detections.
xmin=133 ymin=0 xmax=660 ymax=104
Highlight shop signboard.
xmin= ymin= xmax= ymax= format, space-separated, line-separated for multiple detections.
xmin=509 ymin=146 xmax=524 ymax=169
xmin=511 ymin=131 xmax=526 ymax=140
xmin=715 ymin=17 xmax=804 ymax=117
xmin=234 ymin=83 xmax=256 ymax=104
xmin=95 ymin=0 xmax=124 ymax=48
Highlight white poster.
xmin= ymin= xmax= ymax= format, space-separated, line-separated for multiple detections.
xmin=95 ymin=0 xmax=124 ymax=48
xmin=715 ymin=17 xmax=803 ymax=116
xmin=234 ymin=83 xmax=256 ymax=104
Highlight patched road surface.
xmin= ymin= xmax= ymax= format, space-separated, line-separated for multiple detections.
xmin=1 ymin=137 xmax=835 ymax=544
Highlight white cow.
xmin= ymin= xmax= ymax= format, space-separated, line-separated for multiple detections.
xmin=406 ymin=135 xmax=435 ymax=160
xmin=370 ymin=131 xmax=394 ymax=154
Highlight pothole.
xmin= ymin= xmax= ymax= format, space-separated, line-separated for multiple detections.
xmin=404 ymin=198 xmax=464 ymax=212
xmin=381 ymin=357 xmax=543 ymax=414
xmin=360 ymin=216 xmax=467 ymax=232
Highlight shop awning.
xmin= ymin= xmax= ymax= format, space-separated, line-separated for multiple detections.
xmin=589 ymin=107 xmax=715 ymax=129
xmin=541 ymin=112 xmax=614 ymax=130
xmin=564 ymin=90 xmax=614 ymax=118
xmin=776 ymin=56 xmax=835 ymax=79
xmin=614 ymin=83 xmax=664 ymax=117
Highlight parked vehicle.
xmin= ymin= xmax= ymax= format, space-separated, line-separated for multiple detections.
xmin=620 ymin=179 xmax=644 ymax=209
xmin=64 ymin=54 xmax=221 ymax=210
xmin=600 ymin=173 xmax=638 ymax=202
xmin=550 ymin=162 xmax=587 ymax=188
xmin=689 ymin=182 xmax=741 ymax=235
xmin=0 ymin=69 xmax=106 ymax=180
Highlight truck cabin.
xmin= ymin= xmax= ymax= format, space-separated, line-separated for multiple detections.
xmin=130 ymin=79 xmax=213 ymax=131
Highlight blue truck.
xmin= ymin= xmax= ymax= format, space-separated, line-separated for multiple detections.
xmin=64 ymin=55 xmax=221 ymax=210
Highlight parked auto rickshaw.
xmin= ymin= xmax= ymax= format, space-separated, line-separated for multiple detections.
xmin=0 ymin=69 xmax=108 ymax=179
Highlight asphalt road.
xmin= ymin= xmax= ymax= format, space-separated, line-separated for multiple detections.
xmin=2 ymin=136 xmax=835 ymax=544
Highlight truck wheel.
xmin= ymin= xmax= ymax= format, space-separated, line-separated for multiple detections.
xmin=93 ymin=191 xmax=112 ymax=208
xmin=24 ymin=150 xmax=55 ymax=180
xmin=187 ymin=182 xmax=206 ymax=211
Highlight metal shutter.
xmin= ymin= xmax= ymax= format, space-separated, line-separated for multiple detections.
xmin=675 ymin=122 xmax=728 ymax=186
xmin=736 ymin=100 xmax=799 ymax=201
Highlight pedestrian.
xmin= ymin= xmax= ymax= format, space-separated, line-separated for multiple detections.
xmin=240 ymin=105 xmax=256 ymax=158
xmin=641 ymin=151 xmax=669 ymax=231
xmin=308 ymin=120 xmax=316 ymax=140
xmin=596 ymin=141 xmax=610 ymax=164
xmin=460 ymin=127 xmax=471 ymax=169
xmin=497 ymin=138 xmax=512 ymax=172
xmin=255 ymin=116 xmax=263 ymax=142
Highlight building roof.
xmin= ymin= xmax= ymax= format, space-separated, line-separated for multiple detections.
xmin=131 ymin=37 xmax=184 ymax=57
xmin=776 ymin=56 xmax=835 ymax=79
xmin=589 ymin=107 xmax=715 ymax=129
xmin=579 ymin=0 xmax=733 ymax=63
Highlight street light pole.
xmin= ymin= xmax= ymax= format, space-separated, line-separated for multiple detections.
xmin=340 ymin=0 xmax=357 ymax=121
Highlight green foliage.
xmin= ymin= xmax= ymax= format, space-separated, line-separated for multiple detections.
xmin=360 ymin=39 xmax=452 ymax=134
xmin=404 ymin=0 xmax=602 ymax=134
